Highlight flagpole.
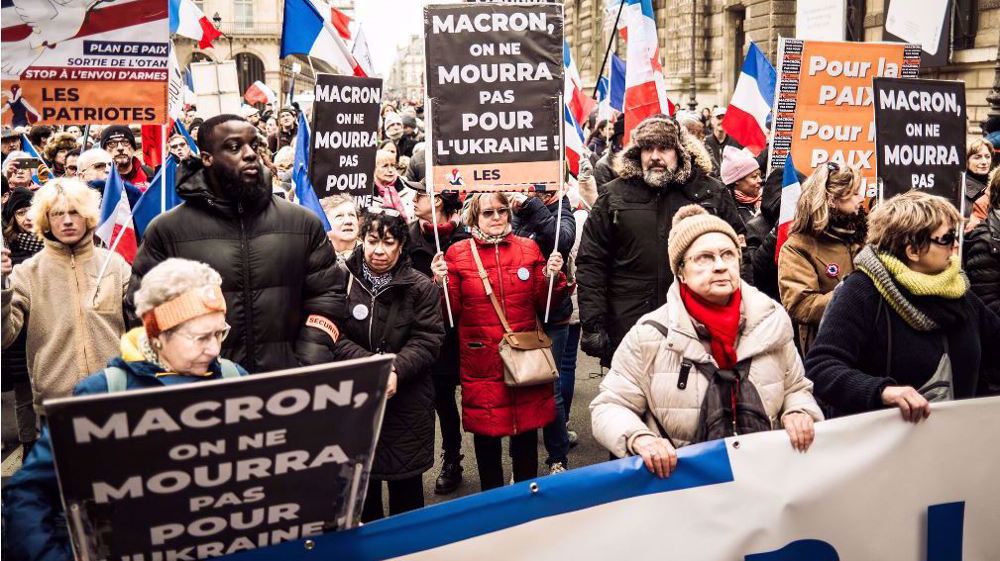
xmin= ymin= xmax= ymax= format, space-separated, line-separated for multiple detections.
xmin=592 ymin=0 xmax=626 ymax=99
xmin=82 ymin=125 xmax=91 ymax=150
xmin=91 ymin=214 xmax=132 ymax=306
xmin=545 ymin=93 xmax=567 ymax=323
xmin=160 ymin=124 xmax=167 ymax=213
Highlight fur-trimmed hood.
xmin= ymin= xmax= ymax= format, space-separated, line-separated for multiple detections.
xmin=614 ymin=119 xmax=714 ymax=186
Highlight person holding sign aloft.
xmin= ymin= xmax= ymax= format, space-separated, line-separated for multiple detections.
xmin=3 ymin=258 xmax=247 ymax=561
xmin=332 ymin=209 xmax=445 ymax=521
xmin=433 ymin=192 xmax=566 ymax=491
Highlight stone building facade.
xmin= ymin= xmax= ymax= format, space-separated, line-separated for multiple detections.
xmin=386 ymin=34 xmax=426 ymax=102
xmin=564 ymin=0 xmax=999 ymax=134
xmin=173 ymin=0 xmax=356 ymax=112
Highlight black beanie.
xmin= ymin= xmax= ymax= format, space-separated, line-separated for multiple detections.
xmin=3 ymin=187 xmax=34 ymax=224
xmin=100 ymin=125 xmax=136 ymax=149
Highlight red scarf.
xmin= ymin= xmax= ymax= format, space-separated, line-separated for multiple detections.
xmin=123 ymin=157 xmax=149 ymax=191
xmin=375 ymin=180 xmax=408 ymax=220
xmin=420 ymin=219 xmax=457 ymax=238
xmin=680 ymin=284 xmax=742 ymax=369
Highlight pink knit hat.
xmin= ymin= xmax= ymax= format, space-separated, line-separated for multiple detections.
xmin=720 ymin=146 xmax=759 ymax=185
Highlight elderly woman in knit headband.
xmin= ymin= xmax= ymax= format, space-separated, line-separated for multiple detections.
xmin=806 ymin=191 xmax=1000 ymax=423
xmin=591 ymin=205 xmax=822 ymax=478
xmin=3 ymin=258 xmax=248 ymax=561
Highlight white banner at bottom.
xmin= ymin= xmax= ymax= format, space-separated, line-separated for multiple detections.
xmin=225 ymin=396 xmax=1000 ymax=561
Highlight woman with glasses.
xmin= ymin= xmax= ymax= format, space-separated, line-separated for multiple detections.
xmin=432 ymin=192 xmax=567 ymax=490
xmin=806 ymin=191 xmax=1000 ymax=421
xmin=3 ymin=258 xmax=247 ymax=561
xmin=778 ymin=162 xmax=866 ymax=355
xmin=591 ymin=205 xmax=822 ymax=477
xmin=333 ymin=209 xmax=445 ymax=520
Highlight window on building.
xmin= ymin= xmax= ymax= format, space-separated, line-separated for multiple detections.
xmin=846 ymin=0 xmax=865 ymax=42
xmin=235 ymin=0 xmax=253 ymax=31
xmin=952 ymin=0 xmax=978 ymax=50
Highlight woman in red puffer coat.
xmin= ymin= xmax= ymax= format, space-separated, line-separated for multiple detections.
xmin=432 ymin=192 xmax=567 ymax=491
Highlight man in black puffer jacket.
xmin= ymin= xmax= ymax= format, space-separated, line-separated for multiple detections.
xmin=129 ymin=114 xmax=347 ymax=372
xmin=576 ymin=116 xmax=747 ymax=366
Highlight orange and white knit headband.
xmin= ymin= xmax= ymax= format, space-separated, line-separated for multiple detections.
xmin=142 ymin=285 xmax=226 ymax=338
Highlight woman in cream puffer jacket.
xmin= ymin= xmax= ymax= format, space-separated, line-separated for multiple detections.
xmin=591 ymin=279 xmax=824 ymax=458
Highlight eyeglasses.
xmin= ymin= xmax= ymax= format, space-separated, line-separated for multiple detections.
xmin=481 ymin=207 xmax=510 ymax=219
xmin=80 ymin=162 xmax=110 ymax=174
xmin=684 ymin=248 xmax=740 ymax=269
xmin=366 ymin=206 xmax=402 ymax=218
xmin=169 ymin=142 xmax=188 ymax=150
xmin=104 ymin=139 xmax=131 ymax=150
xmin=171 ymin=324 xmax=231 ymax=346
xmin=929 ymin=230 xmax=957 ymax=247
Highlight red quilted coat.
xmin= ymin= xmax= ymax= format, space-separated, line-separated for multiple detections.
xmin=445 ymin=234 xmax=567 ymax=437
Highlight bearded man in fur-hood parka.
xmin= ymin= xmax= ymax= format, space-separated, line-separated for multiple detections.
xmin=575 ymin=116 xmax=749 ymax=366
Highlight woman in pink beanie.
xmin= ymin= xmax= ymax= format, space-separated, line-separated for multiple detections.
xmin=720 ymin=145 xmax=763 ymax=226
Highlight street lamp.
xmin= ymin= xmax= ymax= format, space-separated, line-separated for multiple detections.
xmin=211 ymin=12 xmax=234 ymax=60
xmin=688 ymin=0 xmax=698 ymax=111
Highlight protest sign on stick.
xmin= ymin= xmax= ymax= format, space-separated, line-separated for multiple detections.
xmin=873 ymin=77 xmax=966 ymax=208
xmin=45 ymin=356 xmax=391 ymax=560
xmin=424 ymin=3 xmax=564 ymax=192
xmin=768 ymin=39 xmax=921 ymax=200
xmin=1 ymin=0 xmax=169 ymax=126
xmin=309 ymin=74 xmax=383 ymax=205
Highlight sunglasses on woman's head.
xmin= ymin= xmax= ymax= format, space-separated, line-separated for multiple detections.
xmin=929 ymin=230 xmax=957 ymax=246
xmin=481 ymin=207 xmax=510 ymax=219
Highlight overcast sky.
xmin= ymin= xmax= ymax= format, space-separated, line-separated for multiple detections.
xmin=353 ymin=0 xmax=459 ymax=77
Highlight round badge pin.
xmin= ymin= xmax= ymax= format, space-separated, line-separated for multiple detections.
xmin=517 ymin=267 xmax=530 ymax=281
xmin=825 ymin=263 xmax=840 ymax=278
xmin=352 ymin=303 xmax=370 ymax=320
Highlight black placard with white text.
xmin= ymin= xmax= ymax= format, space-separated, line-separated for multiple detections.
xmin=309 ymin=74 xmax=383 ymax=200
xmin=424 ymin=3 xmax=563 ymax=192
xmin=874 ymin=77 xmax=966 ymax=207
xmin=45 ymin=356 xmax=391 ymax=560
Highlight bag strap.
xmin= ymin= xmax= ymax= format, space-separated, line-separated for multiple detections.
xmin=469 ymin=239 xmax=514 ymax=334
xmin=104 ymin=367 xmax=128 ymax=393
xmin=218 ymin=359 xmax=241 ymax=378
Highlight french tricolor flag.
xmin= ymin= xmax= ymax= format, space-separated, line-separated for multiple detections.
xmin=775 ymin=154 xmax=802 ymax=264
xmin=564 ymin=105 xmax=586 ymax=177
xmin=722 ymin=43 xmax=776 ymax=156
xmin=564 ymin=41 xmax=597 ymax=128
xmin=168 ymin=0 xmax=223 ymax=49
xmin=622 ymin=0 xmax=674 ymax=143
xmin=281 ymin=0 xmax=366 ymax=78
xmin=96 ymin=165 xmax=138 ymax=265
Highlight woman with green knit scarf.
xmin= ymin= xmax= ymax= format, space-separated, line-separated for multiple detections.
xmin=805 ymin=191 xmax=1000 ymax=422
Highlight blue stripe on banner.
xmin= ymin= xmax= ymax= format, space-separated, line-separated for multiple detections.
xmin=222 ymin=439 xmax=734 ymax=561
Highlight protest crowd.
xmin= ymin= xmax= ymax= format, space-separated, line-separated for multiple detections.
xmin=1 ymin=1 xmax=1000 ymax=559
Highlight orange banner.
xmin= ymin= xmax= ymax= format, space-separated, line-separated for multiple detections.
xmin=769 ymin=39 xmax=921 ymax=197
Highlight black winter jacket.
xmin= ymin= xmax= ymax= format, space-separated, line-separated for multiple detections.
xmin=805 ymin=271 xmax=1000 ymax=415
xmin=576 ymin=145 xmax=746 ymax=365
xmin=511 ymin=195 xmax=576 ymax=324
xmin=129 ymin=159 xmax=347 ymax=373
xmin=593 ymin=150 xmax=618 ymax=193
xmin=408 ymin=219 xmax=470 ymax=380
xmin=963 ymin=210 xmax=1000 ymax=315
xmin=333 ymin=250 xmax=445 ymax=480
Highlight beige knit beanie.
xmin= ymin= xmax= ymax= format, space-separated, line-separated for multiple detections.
xmin=668 ymin=205 xmax=741 ymax=275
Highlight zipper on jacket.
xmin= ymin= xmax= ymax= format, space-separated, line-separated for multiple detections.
xmin=368 ymin=293 xmax=377 ymax=351
xmin=238 ymin=201 xmax=255 ymax=369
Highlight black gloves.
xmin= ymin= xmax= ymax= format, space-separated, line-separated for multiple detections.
xmin=580 ymin=328 xmax=610 ymax=361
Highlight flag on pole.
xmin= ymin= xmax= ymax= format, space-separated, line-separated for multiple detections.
xmin=352 ymin=25 xmax=375 ymax=78
xmin=722 ymin=43 xmax=776 ymax=156
xmin=96 ymin=165 xmax=138 ymax=264
xmin=564 ymin=105 xmax=586 ymax=177
xmin=172 ymin=118 xmax=199 ymax=155
xmin=775 ymin=155 xmax=802 ymax=264
xmin=564 ymin=41 xmax=597 ymax=126
xmin=132 ymin=158 xmax=182 ymax=240
xmin=330 ymin=6 xmax=352 ymax=40
xmin=244 ymin=80 xmax=278 ymax=106
xmin=281 ymin=0 xmax=366 ymax=78
xmin=622 ymin=0 xmax=674 ymax=143
xmin=141 ymin=125 xmax=164 ymax=169
xmin=19 ymin=134 xmax=50 ymax=184
xmin=168 ymin=0 xmax=223 ymax=49
xmin=292 ymin=112 xmax=332 ymax=232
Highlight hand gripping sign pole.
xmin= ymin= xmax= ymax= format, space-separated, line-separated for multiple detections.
xmin=544 ymin=92 xmax=567 ymax=323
